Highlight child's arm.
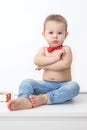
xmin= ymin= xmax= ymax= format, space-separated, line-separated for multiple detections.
xmin=37 ymin=46 xmax=72 ymax=71
xmin=34 ymin=47 xmax=62 ymax=66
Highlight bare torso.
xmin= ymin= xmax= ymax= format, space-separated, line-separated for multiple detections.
xmin=42 ymin=68 xmax=71 ymax=82
xmin=42 ymin=46 xmax=72 ymax=82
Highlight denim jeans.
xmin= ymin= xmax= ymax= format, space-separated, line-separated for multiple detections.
xmin=18 ymin=79 xmax=80 ymax=104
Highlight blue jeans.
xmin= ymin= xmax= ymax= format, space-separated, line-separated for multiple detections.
xmin=18 ymin=79 xmax=80 ymax=104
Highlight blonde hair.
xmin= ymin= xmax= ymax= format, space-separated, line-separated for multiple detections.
xmin=43 ymin=14 xmax=68 ymax=32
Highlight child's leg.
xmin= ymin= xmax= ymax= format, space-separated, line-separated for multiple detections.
xmin=29 ymin=94 xmax=48 ymax=107
xmin=8 ymin=97 xmax=32 ymax=111
xmin=18 ymin=79 xmax=39 ymax=98
xmin=29 ymin=81 xmax=80 ymax=107
xmin=47 ymin=81 xmax=80 ymax=104
xmin=8 ymin=79 xmax=52 ymax=110
xmin=18 ymin=79 xmax=61 ymax=98
xmin=8 ymin=79 xmax=38 ymax=111
xmin=8 ymin=80 xmax=80 ymax=110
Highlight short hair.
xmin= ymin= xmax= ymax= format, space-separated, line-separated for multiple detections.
xmin=43 ymin=14 xmax=68 ymax=32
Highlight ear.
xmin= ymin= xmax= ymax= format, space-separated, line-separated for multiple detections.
xmin=65 ymin=32 xmax=68 ymax=38
xmin=42 ymin=32 xmax=44 ymax=36
xmin=42 ymin=32 xmax=45 ymax=38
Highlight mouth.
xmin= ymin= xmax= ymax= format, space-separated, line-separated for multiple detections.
xmin=53 ymin=40 xmax=58 ymax=44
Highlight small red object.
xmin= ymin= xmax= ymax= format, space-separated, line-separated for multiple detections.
xmin=0 ymin=92 xmax=11 ymax=102
xmin=47 ymin=45 xmax=63 ymax=52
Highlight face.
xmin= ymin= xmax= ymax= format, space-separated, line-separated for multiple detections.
xmin=42 ymin=21 xmax=68 ymax=47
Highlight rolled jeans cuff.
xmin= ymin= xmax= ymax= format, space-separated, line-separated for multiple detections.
xmin=47 ymin=94 xmax=51 ymax=105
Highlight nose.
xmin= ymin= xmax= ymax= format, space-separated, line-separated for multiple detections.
xmin=53 ymin=33 xmax=57 ymax=38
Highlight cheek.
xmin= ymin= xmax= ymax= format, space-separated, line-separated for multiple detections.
xmin=59 ymin=38 xmax=65 ymax=43
xmin=60 ymin=36 xmax=65 ymax=40
xmin=46 ymin=36 xmax=51 ymax=40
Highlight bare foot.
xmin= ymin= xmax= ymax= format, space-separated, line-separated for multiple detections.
xmin=29 ymin=94 xmax=48 ymax=108
xmin=8 ymin=97 xmax=33 ymax=111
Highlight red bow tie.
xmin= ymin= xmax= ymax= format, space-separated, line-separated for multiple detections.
xmin=47 ymin=45 xmax=62 ymax=52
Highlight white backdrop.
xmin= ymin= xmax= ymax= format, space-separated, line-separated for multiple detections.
xmin=0 ymin=0 xmax=87 ymax=93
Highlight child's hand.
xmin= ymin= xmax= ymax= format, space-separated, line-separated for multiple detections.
xmin=35 ymin=66 xmax=42 ymax=71
xmin=55 ymin=49 xmax=65 ymax=61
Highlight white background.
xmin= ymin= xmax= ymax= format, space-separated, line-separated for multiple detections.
xmin=0 ymin=0 xmax=87 ymax=93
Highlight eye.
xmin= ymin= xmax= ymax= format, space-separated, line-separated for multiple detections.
xmin=58 ymin=32 xmax=62 ymax=34
xmin=49 ymin=32 xmax=53 ymax=34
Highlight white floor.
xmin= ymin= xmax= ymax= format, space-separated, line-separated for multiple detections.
xmin=0 ymin=93 xmax=87 ymax=130
xmin=0 ymin=93 xmax=87 ymax=117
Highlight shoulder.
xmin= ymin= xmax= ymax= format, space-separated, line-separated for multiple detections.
xmin=38 ymin=46 xmax=47 ymax=52
xmin=63 ymin=45 xmax=72 ymax=60
xmin=63 ymin=45 xmax=71 ymax=50
xmin=35 ymin=46 xmax=47 ymax=55
xmin=62 ymin=45 xmax=72 ymax=63
xmin=63 ymin=45 xmax=72 ymax=53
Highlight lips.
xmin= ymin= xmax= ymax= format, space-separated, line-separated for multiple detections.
xmin=53 ymin=40 xmax=58 ymax=43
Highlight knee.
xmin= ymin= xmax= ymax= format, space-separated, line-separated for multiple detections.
xmin=71 ymin=81 xmax=80 ymax=95
xmin=19 ymin=79 xmax=33 ymax=89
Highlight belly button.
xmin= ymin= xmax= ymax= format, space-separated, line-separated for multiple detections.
xmin=51 ymin=78 xmax=55 ymax=80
